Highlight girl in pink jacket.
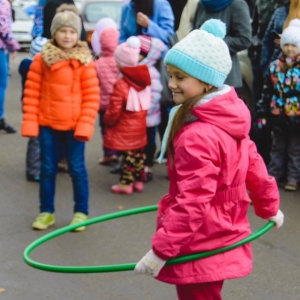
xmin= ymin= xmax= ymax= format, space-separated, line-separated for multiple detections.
xmin=134 ymin=19 xmax=284 ymax=300
xmin=94 ymin=26 xmax=119 ymax=165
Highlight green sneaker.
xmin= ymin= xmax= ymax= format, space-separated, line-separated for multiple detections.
xmin=32 ymin=213 xmax=55 ymax=230
xmin=70 ymin=212 xmax=88 ymax=232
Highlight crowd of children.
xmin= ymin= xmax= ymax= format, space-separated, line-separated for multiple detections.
xmin=17 ymin=1 xmax=293 ymax=228
xmin=13 ymin=1 xmax=287 ymax=298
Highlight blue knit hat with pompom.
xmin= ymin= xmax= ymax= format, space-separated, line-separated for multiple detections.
xmin=164 ymin=19 xmax=232 ymax=87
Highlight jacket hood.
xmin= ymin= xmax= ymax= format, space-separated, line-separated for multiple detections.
xmin=120 ymin=64 xmax=151 ymax=91
xmin=100 ymin=28 xmax=119 ymax=57
xmin=139 ymin=37 xmax=166 ymax=67
xmin=192 ymin=86 xmax=251 ymax=140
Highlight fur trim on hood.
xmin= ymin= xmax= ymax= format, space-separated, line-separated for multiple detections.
xmin=41 ymin=40 xmax=93 ymax=66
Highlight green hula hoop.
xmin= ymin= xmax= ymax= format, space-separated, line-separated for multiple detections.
xmin=23 ymin=205 xmax=275 ymax=273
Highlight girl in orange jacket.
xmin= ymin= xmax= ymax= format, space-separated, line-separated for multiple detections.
xmin=21 ymin=4 xmax=100 ymax=231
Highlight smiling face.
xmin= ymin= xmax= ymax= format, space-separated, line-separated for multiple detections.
xmin=167 ymin=64 xmax=209 ymax=105
xmin=282 ymin=43 xmax=299 ymax=58
xmin=54 ymin=26 xmax=78 ymax=51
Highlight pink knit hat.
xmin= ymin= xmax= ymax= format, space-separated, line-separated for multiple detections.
xmin=114 ymin=36 xmax=141 ymax=67
xmin=138 ymin=35 xmax=152 ymax=57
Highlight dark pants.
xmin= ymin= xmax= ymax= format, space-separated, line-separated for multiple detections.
xmin=268 ymin=130 xmax=300 ymax=182
xmin=145 ymin=126 xmax=157 ymax=167
xmin=250 ymin=58 xmax=272 ymax=166
xmin=26 ymin=137 xmax=40 ymax=177
xmin=99 ymin=109 xmax=117 ymax=157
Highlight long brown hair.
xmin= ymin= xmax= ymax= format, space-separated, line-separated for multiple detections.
xmin=166 ymin=88 xmax=217 ymax=164
xmin=283 ymin=0 xmax=300 ymax=29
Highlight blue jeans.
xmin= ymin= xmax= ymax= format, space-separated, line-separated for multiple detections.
xmin=0 ymin=49 xmax=8 ymax=118
xmin=39 ymin=126 xmax=89 ymax=214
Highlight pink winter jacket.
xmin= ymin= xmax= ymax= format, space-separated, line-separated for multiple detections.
xmin=94 ymin=28 xmax=119 ymax=110
xmin=152 ymin=87 xmax=280 ymax=285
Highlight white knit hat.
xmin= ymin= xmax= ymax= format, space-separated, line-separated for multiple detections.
xmin=280 ymin=19 xmax=300 ymax=50
xmin=164 ymin=19 xmax=232 ymax=88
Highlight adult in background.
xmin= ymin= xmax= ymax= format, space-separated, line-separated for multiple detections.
xmin=176 ymin=0 xmax=200 ymax=41
xmin=0 ymin=0 xmax=20 ymax=133
xmin=167 ymin=0 xmax=187 ymax=33
xmin=193 ymin=0 xmax=252 ymax=92
xmin=119 ymin=0 xmax=174 ymax=46
xmin=31 ymin=0 xmax=47 ymax=39
xmin=249 ymin=0 xmax=284 ymax=166
xmin=250 ymin=0 xmax=283 ymax=110
xmin=260 ymin=0 xmax=290 ymax=78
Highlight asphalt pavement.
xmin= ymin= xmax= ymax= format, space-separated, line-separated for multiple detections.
xmin=0 ymin=52 xmax=299 ymax=300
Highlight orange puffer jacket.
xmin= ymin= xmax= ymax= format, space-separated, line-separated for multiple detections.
xmin=21 ymin=40 xmax=100 ymax=142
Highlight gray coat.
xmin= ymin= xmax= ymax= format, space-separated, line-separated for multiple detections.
xmin=193 ymin=0 xmax=252 ymax=88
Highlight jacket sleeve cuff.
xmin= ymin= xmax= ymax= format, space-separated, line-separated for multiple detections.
xmin=21 ymin=122 xmax=39 ymax=137
xmin=74 ymin=123 xmax=94 ymax=142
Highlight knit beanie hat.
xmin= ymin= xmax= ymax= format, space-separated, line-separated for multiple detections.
xmin=50 ymin=4 xmax=82 ymax=37
xmin=280 ymin=19 xmax=300 ymax=50
xmin=30 ymin=37 xmax=48 ymax=58
xmin=138 ymin=35 xmax=152 ymax=57
xmin=114 ymin=36 xmax=141 ymax=67
xmin=164 ymin=19 xmax=232 ymax=88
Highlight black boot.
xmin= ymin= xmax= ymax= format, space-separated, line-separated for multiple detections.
xmin=0 ymin=119 xmax=17 ymax=134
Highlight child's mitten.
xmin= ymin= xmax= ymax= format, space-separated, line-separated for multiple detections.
xmin=268 ymin=209 xmax=284 ymax=228
xmin=134 ymin=249 xmax=166 ymax=277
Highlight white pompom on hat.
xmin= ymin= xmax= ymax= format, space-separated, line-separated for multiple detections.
xmin=114 ymin=36 xmax=141 ymax=67
xmin=280 ymin=19 xmax=300 ymax=50
xmin=164 ymin=19 xmax=232 ymax=88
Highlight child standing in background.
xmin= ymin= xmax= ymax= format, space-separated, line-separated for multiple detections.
xmin=94 ymin=25 xmax=120 ymax=166
xmin=104 ymin=36 xmax=151 ymax=194
xmin=21 ymin=4 xmax=100 ymax=231
xmin=134 ymin=19 xmax=283 ymax=299
xmin=257 ymin=19 xmax=300 ymax=192
xmin=18 ymin=36 xmax=48 ymax=182
xmin=137 ymin=35 xmax=166 ymax=182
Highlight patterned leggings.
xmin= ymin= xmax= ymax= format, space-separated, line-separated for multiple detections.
xmin=120 ymin=149 xmax=145 ymax=185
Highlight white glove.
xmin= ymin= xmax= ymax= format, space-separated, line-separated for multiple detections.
xmin=268 ymin=209 xmax=284 ymax=228
xmin=134 ymin=249 xmax=166 ymax=277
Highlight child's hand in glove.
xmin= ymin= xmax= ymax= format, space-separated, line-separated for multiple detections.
xmin=268 ymin=209 xmax=284 ymax=228
xmin=134 ymin=249 xmax=166 ymax=277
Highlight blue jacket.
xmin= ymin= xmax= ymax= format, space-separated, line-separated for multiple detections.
xmin=260 ymin=4 xmax=288 ymax=77
xmin=119 ymin=0 xmax=174 ymax=46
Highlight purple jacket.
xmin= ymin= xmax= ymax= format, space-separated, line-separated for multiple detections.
xmin=152 ymin=86 xmax=280 ymax=284
xmin=0 ymin=0 xmax=20 ymax=51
